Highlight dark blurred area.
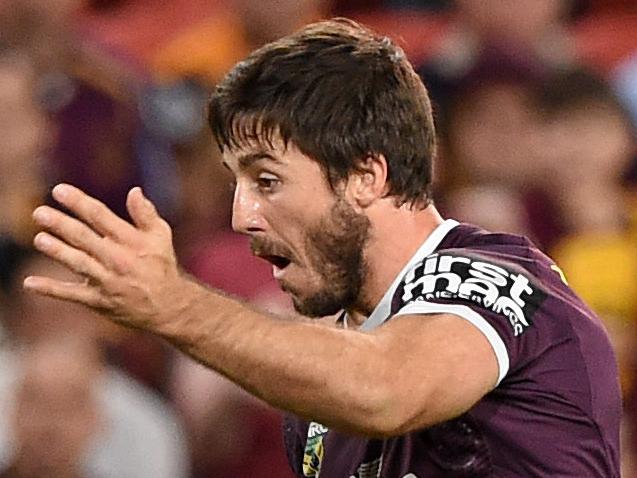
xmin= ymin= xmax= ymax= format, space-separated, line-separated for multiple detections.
xmin=0 ymin=0 xmax=636 ymax=476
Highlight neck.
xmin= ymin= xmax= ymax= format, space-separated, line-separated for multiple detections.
xmin=346 ymin=203 xmax=444 ymax=327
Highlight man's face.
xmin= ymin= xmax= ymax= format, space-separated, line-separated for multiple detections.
xmin=223 ymin=139 xmax=370 ymax=317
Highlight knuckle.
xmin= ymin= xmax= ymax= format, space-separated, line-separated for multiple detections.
xmin=77 ymin=224 xmax=95 ymax=246
xmin=156 ymin=219 xmax=172 ymax=236
xmin=98 ymin=274 xmax=118 ymax=294
xmin=112 ymin=254 xmax=133 ymax=275
xmin=72 ymin=256 xmax=93 ymax=277
xmin=86 ymin=200 xmax=105 ymax=224
xmin=93 ymin=294 xmax=116 ymax=313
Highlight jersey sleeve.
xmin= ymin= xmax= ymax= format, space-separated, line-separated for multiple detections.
xmin=390 ymin=250 xmax=548 ymax=386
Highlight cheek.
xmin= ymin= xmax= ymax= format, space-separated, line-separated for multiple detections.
xmin=264 ymin=207 xmax=322 ymax=255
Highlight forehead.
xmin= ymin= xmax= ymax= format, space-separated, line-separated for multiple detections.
xmin=221 ymin=136 xmax=316 ymax=172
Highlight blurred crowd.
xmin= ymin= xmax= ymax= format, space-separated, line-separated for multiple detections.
xmin=0 ymin=0 xmax=636 ymax=477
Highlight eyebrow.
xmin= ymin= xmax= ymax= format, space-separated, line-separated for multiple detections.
xmin=222 ymin=151 xmax=282 ymax=171
xmin=238 ymin=151 xmax=282 ymax=168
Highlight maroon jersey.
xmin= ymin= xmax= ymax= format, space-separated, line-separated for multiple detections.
xmin=283 ymin=220 xmax=621 ymax=478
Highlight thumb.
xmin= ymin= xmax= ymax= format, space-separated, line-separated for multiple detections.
xmin=127 ymin=187 xmax=159 ymax=230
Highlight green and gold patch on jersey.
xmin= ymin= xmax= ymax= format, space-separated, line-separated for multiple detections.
xmin=303 ymin=422 xmax=328 ymax=477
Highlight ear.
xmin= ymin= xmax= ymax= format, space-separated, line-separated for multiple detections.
xmin=344 ymin=154 xmax=389 ymax=209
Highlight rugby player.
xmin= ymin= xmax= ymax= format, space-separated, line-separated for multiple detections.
xmin=25 ymin=19 xmax=620 ymax=477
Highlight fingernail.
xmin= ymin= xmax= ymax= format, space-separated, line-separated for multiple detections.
xmin=33 ymin=207 xmax=49 ymax=225
xmin=52 ymin=184 xmax=71 ymax=200
xmin=23 ymin=276 xmax=36 ymax=288
xmin=34 ymin=232 xmax=52 ymax=248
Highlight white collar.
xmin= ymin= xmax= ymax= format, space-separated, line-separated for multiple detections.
xmin=347 ymin=219 xmax=459 ymax=332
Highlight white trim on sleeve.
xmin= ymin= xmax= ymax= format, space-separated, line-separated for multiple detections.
xmin=394 ymin=301 xmax=510 ymax=386
xmin=358 ymin=219 xmax=460 ymax=332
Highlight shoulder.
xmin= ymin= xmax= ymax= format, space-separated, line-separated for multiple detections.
xmin=388 ymin=234 xmax=570 ymax=385
xmin=395 ymin=223 xmax=563 ymax=321
xmin=392 ymin=245 xmax=552 ymax=330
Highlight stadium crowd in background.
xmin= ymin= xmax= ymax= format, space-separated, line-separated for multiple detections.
xmin=0 ymin=0 xmax=636 ymax=476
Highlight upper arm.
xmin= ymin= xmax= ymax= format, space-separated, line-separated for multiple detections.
xmin=370 ymin=312 xmax=500 ymax=434
xmin=363 ymin=250 xmax=551 ymax=435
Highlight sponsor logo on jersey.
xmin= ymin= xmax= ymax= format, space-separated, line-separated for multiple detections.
xmin=350 ymin=455 xmax=383 ymax=478
xmin=398 ymin=253 xmax=546 ymax=336
xmin=303 ymin=422 xmax=328 ymax=477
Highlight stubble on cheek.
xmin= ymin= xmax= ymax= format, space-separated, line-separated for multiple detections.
xmin=288 ymin=199 xmax=371 ymax=317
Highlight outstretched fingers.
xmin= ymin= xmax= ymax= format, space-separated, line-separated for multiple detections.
xmin=126 ymin=187 xmax=168 ymax=234
xmin=23 ymin=275 xmax=110 ymax=309
xmin=33 ymin=231 xmax=108 ymax=282
xmin=51 ymin=184 xmax=139 ymax=244
xmin=33 ymin=205 xmax=112 ymax=259
xmin=27 ymin=184 xmax=179 ymax=322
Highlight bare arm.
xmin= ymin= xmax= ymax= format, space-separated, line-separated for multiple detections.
xmin=26 ymin=184 xmax=499 ymax=436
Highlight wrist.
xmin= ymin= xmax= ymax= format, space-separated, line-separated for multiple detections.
xmin=154 ymin=272 xmax=209 ymax=341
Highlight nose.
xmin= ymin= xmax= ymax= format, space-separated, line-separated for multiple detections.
xmin=231 ymin=183 xmax=267 ymax=235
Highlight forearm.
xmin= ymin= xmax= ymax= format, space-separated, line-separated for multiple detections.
xmin=25 ymin=185 xmax=404 ymax=434
xmin=159 ymin=277 xmax=392 ymax=434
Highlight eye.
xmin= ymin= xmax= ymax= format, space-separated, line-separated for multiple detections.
xmin=256 ymin=173 xmax=281 ymax=193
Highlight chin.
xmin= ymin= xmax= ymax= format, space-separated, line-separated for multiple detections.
xmin=291 ymin=292 xmax=345 ymax=318
xmin=281 ymin=276 xmax=351 ymax=318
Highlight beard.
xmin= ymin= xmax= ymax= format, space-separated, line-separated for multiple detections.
xmin=287 ymin=198 xmax=371 ymax=317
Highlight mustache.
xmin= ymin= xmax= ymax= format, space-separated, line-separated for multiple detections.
xmin=250 ymin=236 xmax=297 ymax=262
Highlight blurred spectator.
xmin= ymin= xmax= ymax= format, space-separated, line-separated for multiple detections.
xmin=0 ymin=0 xmax=162 ymax=220
xmin=170 ymin=130 xmax=233 ymax=256
xmin=441 ymin=61 xmax=541 ymax=189
xmin=152 ymin=0 xmax=331 ymax=86
xmin=452 ymin=0 xmax=574 ymax=55
xmin=533 ymin=68 xmax=637 ymax=476
xmin=536 ymin=69 xmax=634 ymax=236
xmin=0 ymin=251 xmax=190 ymax=478
xmin=0 ymin=55 xmax=48 ymax=245
xmin=436 ymin=57 xmax=546 ymax=244
xmin=536 ymin=69 xmax=637 ymax=385
xmin=444 ymin=185 xmax=532 ymax=237
xmin=413 ymin=0 xmax=583 ymax=246
xmin=1 ymin=0 xmax=185 ymax=396
xmin=418 ymin=0 xmax=577 ymax=119
xmin=0 ymin=338 xmax=100 ymax=478
xmin=171 ymin=360 xmax=294 ymax=478
xmin=134 ymin=75 xmax=233 ymax=254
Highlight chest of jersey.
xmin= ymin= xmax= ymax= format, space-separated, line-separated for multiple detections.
xmin=295 ymin=415 xmax=493 ymax=478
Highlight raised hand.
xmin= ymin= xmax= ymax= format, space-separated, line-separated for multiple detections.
xmin=24 ymin=184 xmax=197 ymax=332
